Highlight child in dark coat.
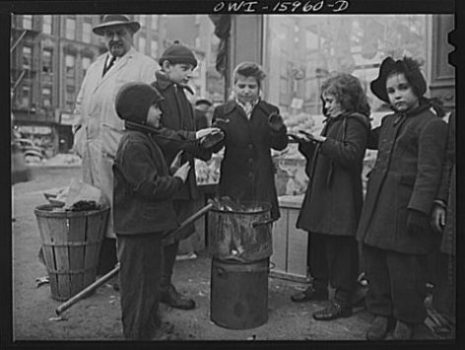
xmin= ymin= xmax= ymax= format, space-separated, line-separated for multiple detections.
xmin=150 ymin=42 xmax=222 ymax=310
xmin=357 ymin=57 xmax=448 ymax=340
xmin=113 ymin=82 xmax=191 ymax=340
xmin=290 ymin=73 xmax=371 ymax=321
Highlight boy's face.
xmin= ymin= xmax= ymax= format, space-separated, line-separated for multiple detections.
xmin=103 ymin=25 xmax=133 ymax=57
xmin=146 ymin=104 xmax=162 ymax=128
xmin=386 ymin=73 xmax=420 ymax=113
xmin=163 ymin=62 xmax=194 ymax=85
xmin=322 ymin=91 xmax=344 ymax=118
xmin=233 ymin=75 xmax=259 ymax=104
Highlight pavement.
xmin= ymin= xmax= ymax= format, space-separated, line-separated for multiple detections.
xmin=10 ymin=164 xmax=450 ymax=343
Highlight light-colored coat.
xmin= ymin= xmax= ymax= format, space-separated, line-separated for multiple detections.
xmin=73 ymin=47 xmax=157 ymax=238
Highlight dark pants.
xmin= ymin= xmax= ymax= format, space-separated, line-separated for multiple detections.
xmin=117 ymin=233 xmax=163 ymax=340
xmin=308 ymin=232 xmax=359 ymax=304
xmin=97 ymin=237 xmax=118 ymax=276
xmin=161 ymin=200 xmax=195 ymax=287
xmin=363 ymin=244 xmax=428 ymax=324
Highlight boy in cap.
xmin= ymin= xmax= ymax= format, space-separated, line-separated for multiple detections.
xmin=113 ymin=82 xmax=191 ymax=340
xmin=150 ymin=41 xmax=222 ymax=310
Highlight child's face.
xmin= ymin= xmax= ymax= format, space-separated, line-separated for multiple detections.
xmin=233 ymin=75 xmax=259 ymax=104
xmin=163 ymin=62 xmax=194 ymax=85
xmin=386 ymin=73 xmax=420 ymax=113
xmin=322 ymin=92 xmax=344 ymax=118
xmin=146 ymin=105 xmax=162 ymax=128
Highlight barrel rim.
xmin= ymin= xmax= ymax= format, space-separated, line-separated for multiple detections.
xmin=210 ymin=201 xmax=271 ymax=215
xmin=34 ymin=204 xmax=110 ymax=218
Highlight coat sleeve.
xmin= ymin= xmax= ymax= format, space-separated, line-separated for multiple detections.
xmin=268 ymin=107 xmax=288 ymax=151
xmin=319 ymin=117 xmax=368 ymax=169
xmin=436 ymin=113 xmax=455 ymax=204
xmin=208 ymin=106 xmax=226 ymax=153
xmin=408 ymin=118 xmax=448 ymax=214
xmin=117 ymin=140 xmax=183 ymax=201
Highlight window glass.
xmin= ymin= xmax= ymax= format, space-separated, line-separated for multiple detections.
xmin=151 ymin=15 xmax=158 ymax=30
xmin=22 ymin=46 xmax=32 ymax=69
xmin=82 ymin=56 xmax=91 ymax=77
xmin=138 ymin=36 xmax=146 ymax=54
xmin=264 ymin=15 xmax=428 ymax=130
xmin=42 ymin=49 xmax=53 ymax=73
xmin=21 ymin=85 xmax=30 ymax=108
xmin=23 ymin=15 xmax=32 ymax=29
xmin=42 ymin=87 xmax=52 ymax=107
xmin=43 ymin=15 xmax=52 ymax=34
xmin=65 ymin=17 xmax=76 ymax=40
xmin=150 ymin=40 xmax=158 ymax=59
xmin=82 ymin=22 xmax=92 ymax=43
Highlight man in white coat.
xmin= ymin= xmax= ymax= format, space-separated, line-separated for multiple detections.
xmin=72 ymin=15 xmax=158 ymax=276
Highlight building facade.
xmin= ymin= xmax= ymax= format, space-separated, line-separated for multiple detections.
xmin=10 ymin=14 xmax=225 ymax=155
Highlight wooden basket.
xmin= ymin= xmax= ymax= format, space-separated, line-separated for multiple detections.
xmin=34 ymin=204 xmax=109 ymax=301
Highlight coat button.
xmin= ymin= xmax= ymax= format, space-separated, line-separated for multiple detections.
xmin=248 ymin=144 xmax=253 ymax=150
xmin=248 ymin=158 xmax=254 ymax=164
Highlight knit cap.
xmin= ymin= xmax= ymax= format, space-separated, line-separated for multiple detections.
xmin=159 ymin=41 xmax=197 ymax=68
xmin=115 ymin=83 xmax=164 ymax=124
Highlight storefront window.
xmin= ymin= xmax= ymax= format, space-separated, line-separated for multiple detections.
xmin=264 ymin=15 xmax=428 ymax=131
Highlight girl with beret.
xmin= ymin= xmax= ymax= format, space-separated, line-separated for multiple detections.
xmin=357 ymin=57 xmax=448 ymax=340
xmin=290 ymin=73 xmax=371 ymax=322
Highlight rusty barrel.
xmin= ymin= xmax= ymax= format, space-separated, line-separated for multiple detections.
xmin=210 ymin=258 xmax=269 ymax=329
xmin=207 ymin=201 xmax=273 ymax=263
xmin=34 ymin=204 xmax=109 ymax=301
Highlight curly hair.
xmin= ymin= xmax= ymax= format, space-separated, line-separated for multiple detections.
xmin=320 ymin=73 xmax=371 ymax=117
xmin=233 ymin=62 xmax=267 ymax=89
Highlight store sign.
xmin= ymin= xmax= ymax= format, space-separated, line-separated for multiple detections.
xmin=61 ymin=113 xmax=75 ymax=125
xmin=17 ymin=126 xmax=52 ymax=135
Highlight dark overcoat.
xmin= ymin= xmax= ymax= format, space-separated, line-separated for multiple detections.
xmin=113 ymin=124 xmax=182 ymax=235
xmin=356 ymin=104 xmax=448 ymax=254
xmin=151 ymin=71 xmax=211 ymax=201
xmin=436 ymin=112 xmax=455 ymax=256
xmin=296 ymin=113 xmax=370 ymax=236
xmin=211 ymin=100 xmax=288 ymax=220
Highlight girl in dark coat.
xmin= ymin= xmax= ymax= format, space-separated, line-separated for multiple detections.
xmin=357 ymin=57 xmax=448 ymax=340
xmin=290 ymin=73 xmax=371 ymax=321
xmin=210 ymin=62 xmax=288 ymax=221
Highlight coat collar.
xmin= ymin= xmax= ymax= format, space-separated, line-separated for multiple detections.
xmin=154 ymin=70 xmax=194 ymax=95
xmin=223 ymin=99 xmax=271 ymax=116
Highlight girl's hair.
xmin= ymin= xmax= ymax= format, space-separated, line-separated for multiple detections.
xmin=320 ymin=73 xmax=371 ymax=117
xmin=233 ymin=62 xmax=266 ymax=89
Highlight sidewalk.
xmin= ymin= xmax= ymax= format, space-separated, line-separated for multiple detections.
xmin=11 ymin=165 xmax=445 ymax=341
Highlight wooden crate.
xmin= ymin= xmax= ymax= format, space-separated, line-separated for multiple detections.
xmin=270 ymin=195 xmax=309 ymax=282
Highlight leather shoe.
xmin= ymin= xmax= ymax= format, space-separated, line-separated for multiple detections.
xmin=392 ymin=320 xmax=414 ymax=340
xmin=313 ymin=300 xmax=352 ymax=321
xmin=290 ymin=286 xmax=328 ymax=302
xmin=366 ymin=316 xmax=390 ymax=340
xmin=160 ymin=284 xmax=196 ymax=310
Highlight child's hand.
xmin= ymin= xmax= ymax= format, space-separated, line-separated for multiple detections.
xmin=196 ymin=127 xmax=221 ymax=139
xmin=298 ymin=130 xmax=326 ymax=143
xmin=169 ymin=150 xmax=183 ymax=174
xmin=173 ymin=161 xmax=191 ymax=182
xmin=431 ymin=204 xmax=446 ymax=233
xmin=268 ymin=112 xmax=285 ymax=131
